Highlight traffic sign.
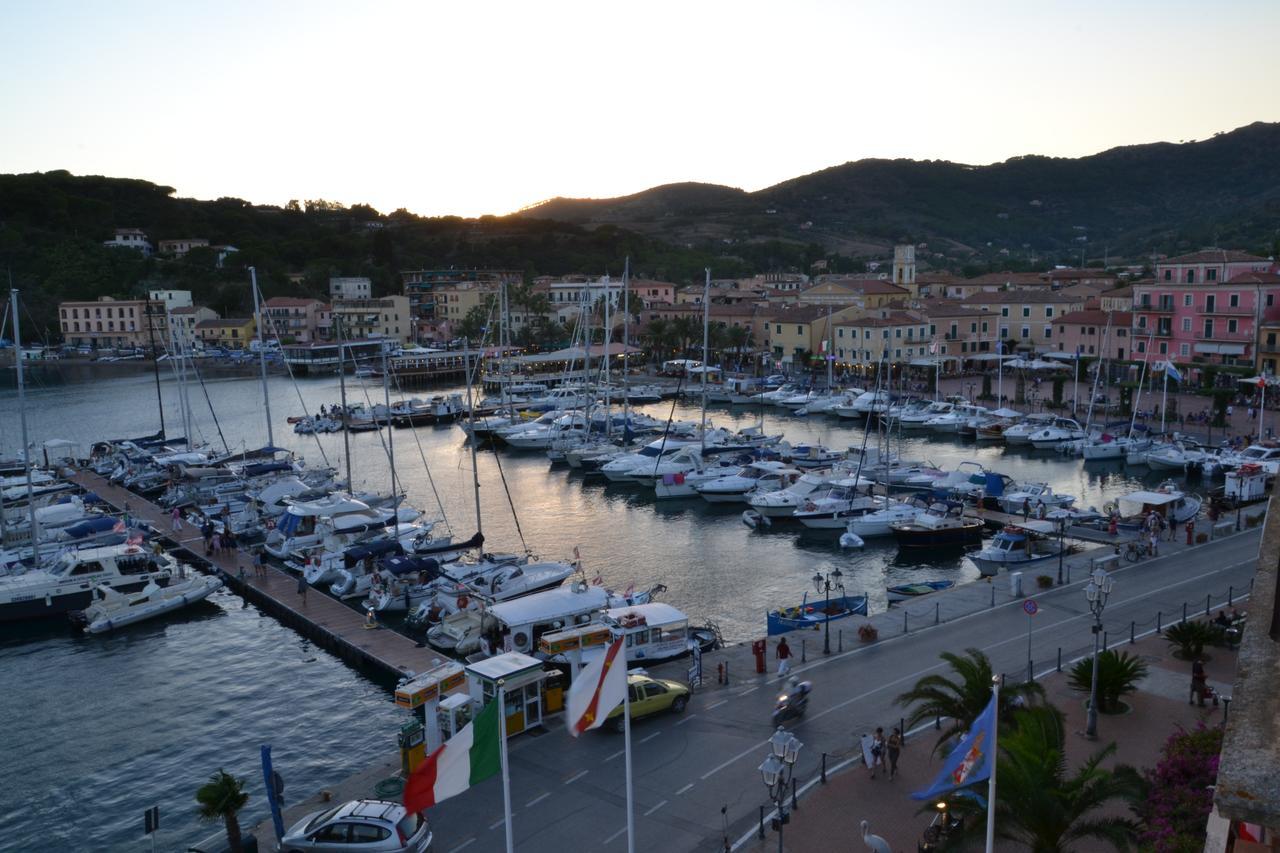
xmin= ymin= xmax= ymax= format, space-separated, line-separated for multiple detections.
xmin=1022 ymin=599 xmax=1039 ymax=616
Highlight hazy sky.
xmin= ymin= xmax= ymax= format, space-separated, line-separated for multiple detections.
xmin=3 ymin=0 xmax=1276 ymax=217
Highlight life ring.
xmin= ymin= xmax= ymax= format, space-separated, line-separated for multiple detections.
xmin=457 ymin=595 xmax=469 ymax=609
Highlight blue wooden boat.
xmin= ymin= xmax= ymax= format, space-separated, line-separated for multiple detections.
xmin=886 ymin=580 xmax=955 ymax=603
xmin=767 ymin=593 xmax=868 ymax=635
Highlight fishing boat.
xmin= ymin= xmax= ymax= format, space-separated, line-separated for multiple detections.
xmin=70 ymin=574 xmax=223 ymax=634
xmin=890 ymin=503 xmax=984 ymax=550
xmin=968 ymin=522 xmax=1068 ymax=574
xmin=766 ymin=592 xmax=868 ymax=635
xmin=1110 ymin=483 xmax=1203 ymax=526
xmin=998 ymin=482 xmax=1076 ymax=515
xmin=886 ymin=580 xmax=955 ymax=603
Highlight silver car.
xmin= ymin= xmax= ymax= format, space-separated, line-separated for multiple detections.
xmin=279 ymin=799 xmax=432 ymax=853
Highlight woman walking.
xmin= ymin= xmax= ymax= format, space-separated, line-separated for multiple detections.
xmin=886 ymin=727 xmax=903 ymax=780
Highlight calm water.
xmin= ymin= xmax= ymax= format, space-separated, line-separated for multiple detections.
xmin=0 ymin=366 xmax=1189 ymax=850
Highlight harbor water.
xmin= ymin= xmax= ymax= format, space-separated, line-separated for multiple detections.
xmin=0 ymin=368 xmax=1190 ymax=850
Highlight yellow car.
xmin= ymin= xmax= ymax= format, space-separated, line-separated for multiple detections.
xmin=605 ymin=674 xmax=690 ymax=733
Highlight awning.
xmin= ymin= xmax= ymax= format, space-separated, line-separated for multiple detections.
xmin=1042 ymin=351 xmax=1082 ymax=361
xmin=968 ymin=353 xmax=1013 ymax=362
xmin=1195 ymin=343 xmax=1246 ymax=355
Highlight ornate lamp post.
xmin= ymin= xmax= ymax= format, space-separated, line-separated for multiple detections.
xmin=1084 ymin=567 xmax=1115 ymax=738
xmin=812 ymin=568 xmax=844 ymax=655
xmin=759 ymin=727 xmax=802 ymax=853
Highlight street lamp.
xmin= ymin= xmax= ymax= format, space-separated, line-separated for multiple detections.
xmin=812 ymin=567 xmax=844 ymax=655
xmin=759 ymin=727 xmax=802 ymax=853
xmin=1084 ymin=567 xmax=1115 ymax=738
xmin=1056 ymin=516 xmax=1067 ymax=585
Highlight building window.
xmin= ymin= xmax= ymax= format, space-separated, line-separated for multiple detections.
xmin=1180 ymin=343 xmax=1190 ymax=356
xmin=1117 ymin=328 xmax=1127 ymax=337
xmin=1162 ymin=270 xmax=1172 ymax=281
xmin=1044 ymin=326 xmax=1052 ymax=339
xmin=1137 ymin=340 xmax=1146 ymax=353
xmin=1022 ymin=306 xmax=1030 ymax=318
xmin=838 ymin=328 xmax=844 ymax=338
xmin=1137 ymin=315 xmax=1148 ymax=328
xmin=1000 ymin=326 xmax=1009 ymax=339
xmin=1185 ymin=270 xmax=1196 ymax=283
xmin=1045 ymin=307 xmax=1054 ymax=318
xmin=1206 ymin=295 xmax=1216 ymax=312
xmin=775 ymin=324 xmax=781 ymax=334
xmin=1020 ymin=326 xmax=1030 ymax=339
xmin=1229 ymin=293 xmax=1239 ymax=308
xmin=1001 ymin=307 xmax=1009 ymax=317
xmin=1204 ymin=319 xmax=1213 ymax=338
xmin=1184 ymin=294 xmax=1193 ymax=307
xmin=1160 ymin=342 xmax=1168 ymax=354
xmin=1269 ymin=295 xmax=1276 ymax=308
xmin=930 ymin=324 xmax=937 ymax=336
xmin=980 ymin=321 xmax=988 ymax=334
xmin=796 ymin=325 xmax=803 ymax=335
xmin=895 ymin=329 xmax=902 ymax=338
xmin=1182 ymin=318 xmax=1191 ymax=332
xmin=1207 ymin=269 xmax=1217 ymax=282
xmin=1228 ymin=319 xmax=1238 ymax=333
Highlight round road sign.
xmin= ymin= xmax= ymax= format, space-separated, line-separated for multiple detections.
xmin=1023 ymin=599 xmax=1039 ymax=616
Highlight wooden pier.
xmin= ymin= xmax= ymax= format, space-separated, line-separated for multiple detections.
xmin=65 ymin=469 xmax=438 ymax=683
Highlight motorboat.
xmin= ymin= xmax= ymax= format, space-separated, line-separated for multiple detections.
xmin=784 ymin=444 xmax=846 ymax=469
xmin=390 ymin=394 xmax=466 ymax=427
xmin=832 ymin=390 xmax=892 ymax=419
xmin=0 ymin=543 xmax=177 ymax=622
xmin=900 ymin=400 xmax=953 ymax=429
xmin=264 ymin=495 xmax=418 ymax=560
xmin=793 ymin=480 xmax=880 ymax=529
xmin=1001 ymin=413 xmax=1055 ymax=445
xmin=890 ymin=503 xmax=984 ymax=549
xmin=999 ymin=482 xmax=1076 ymax=515
xmin=504 ymin=412 xmax=591 ymax=450
xmin=974 ymin=409 xmax=1023 ymax=442
xmin=1027 ymin=417 xmax=1087 ymax=449
xmin=463 ymin=560 xmax=576 ymax=602
xmin=70 ymin=574 xmax=223 ymax=634
xmin=767 ymin=592 xmax=868 ymax=635
xmin=1145 ymin=439 xmax=1211 ymax=472
xmin=599 ymin=436 xmax=702 ymax=482
xmin=624 ymin=384 xmax=666 ymax=405
xmin=521 ymin=387 xmax=596 ymax=412
xmin=696 ymin=461 xmax=802 ymax=504
xmin=747 ymin=471 xmax=842 ymax=518
xmin=750 ymin=383 xmax=802 ymax=407
xmin=886 ymin=580 xmax=955 ymax=604
xmin=923 ymin=462 xmax=997 ymax=500
xmin=926 ymin=403 xmax=988 ymax=434
xmin=1112 ymin=483 xmax=1203 ymax=526
xmin=968 ymin=522 xmax=1068 ymax=575
xmin=843 ymin=499 xmax=928 ymax=538
xmin=800 ymin=389 xmax=865 ymax=416
xmin=1081 ymin=430 xmax=1151 ymax=461
xmin=1218 ymin=443 xmax=1280 ymax=476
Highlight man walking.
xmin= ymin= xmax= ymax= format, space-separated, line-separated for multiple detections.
xmin=776 ymin=637 xmax=792 ymax=677
xmin=887 ymin=727 xmax=903 ymax=780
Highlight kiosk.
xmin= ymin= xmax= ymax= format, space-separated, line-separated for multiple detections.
xmin=465 ymin=652 xmax=548 ymax=737
xmin=394 ymin=661 xmax=468 ymax=751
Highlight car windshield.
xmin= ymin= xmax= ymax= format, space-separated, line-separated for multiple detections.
xmin=305 ymin=805 xmax=345 ymax=833
xmin=397 ymin=812 xmax=423 ymax=838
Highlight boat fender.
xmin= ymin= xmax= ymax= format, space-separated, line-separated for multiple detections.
xmin=457 ymin=595 xmax=469 ymax=610
xmin=839 ymin=532 xmax=865 ymax=549
xmin=513 ymin=631 xmax=529 ymax=651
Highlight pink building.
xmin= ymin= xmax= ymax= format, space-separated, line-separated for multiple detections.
xmin=263 ymin=296 xmax=327 ymax=343
xmin=1054 ymin=310 xmax=1132 ymax=360
xmin=1152 ymin=249 xmax=1271 ymax=285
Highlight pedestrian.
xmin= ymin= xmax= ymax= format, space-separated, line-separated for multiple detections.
xmin=211 ymin=530 xmax=222 ymax=556
xmin=887 ymin=727 xmax=903 ymax=780
xmin=776 ymin=636 xmax=792 ymax=677
xmin=296 ymin=569 xmax=308 ymax=603
xmin=1248 ymin=406 xmax=1255 ymax=421
xmin=1035 ymin=499 xmax=1047 ymax=520
xmin=1148 ymin=527 xmax=1159 ymax=558
xmin=201 ymin=518 xmax=214 ymax=556
xmin=224 ymin=527 xmax=237 ymax=553
xmin=253 ymin=548 xmax=265 ymax=579
xmin=1022 ymin=497 xmax=1031 ymax=520
xmin=123 ymin=501 xmax=132 ymax=529
xmin=1227 ymin=404 xmax=1234 ymax=419
xmin=869 ymin=727 xmax=886 ymax=779
xmin=170 ymin=506 xmax=182 ymax=532
xmin=1190 ymin=658 xmax=1207 ymax=706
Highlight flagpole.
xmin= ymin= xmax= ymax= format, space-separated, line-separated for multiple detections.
xmin=1160 ymin=369 xmax=1167 ymax=434
xmin=1259 ymin=381 xmax=1266 ymax=443
xmin=621 ymin=635 xmax=636 ymax=853
xmin=498 ymin=680 xmax=514 ymax=853
xmin=985 ymin=674 xmax=1000 ymax=853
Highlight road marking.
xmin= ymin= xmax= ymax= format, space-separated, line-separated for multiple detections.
xmin=446 ymin=840 xmax=476 ymax=853
xmin=606 ymin=748 xmax=625 ymax=762
xmin=603 ymin=826 xmax=628 ymax=844
xmin=674 ymin=713 xmax=697 ymax=726
xmin=563 ymin=769 xmax=589 ymax=785
xmin=638 ymin=730 xmax=662 ymax=744
xmin=701 ymin=741 xmax=768 ymax=779
xmin=675 ymin=782 xmax=694 ymax=795
xmin=707 ymin=699 xmax=727 ymax=710
xmin=525 ymin=792 xmax=550 ymax=808
xmin=738 ymin=687 xmax=758 ymax=696
xmin=488 ymin=818 xmax=505 ymax=831
xmin=644 ymin=799 xmax=668 ymax=816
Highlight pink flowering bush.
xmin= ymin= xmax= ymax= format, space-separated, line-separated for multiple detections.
xmin=1137 ymin=722 xmax=1223 ymax=852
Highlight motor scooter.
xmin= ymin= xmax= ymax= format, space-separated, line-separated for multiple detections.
xmin=771 ymin=682 xmax=810 ymax=725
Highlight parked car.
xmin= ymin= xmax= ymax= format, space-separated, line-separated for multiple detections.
xmin=605 ymin=673 xmax=690 ymax=733
xmin=279 ymin=799 xmax=432 ymax=852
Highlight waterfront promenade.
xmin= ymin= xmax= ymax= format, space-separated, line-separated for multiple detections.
xmin=65 ymin=468 xmax=438 ymax=679
xmin=251 ymin=504 xmax=1266 ymax=852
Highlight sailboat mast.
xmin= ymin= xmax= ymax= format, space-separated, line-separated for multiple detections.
xmin=603 ymin=274 xmax=612 ymax=437
xmin=382 ymin=345 xmax=397 ymax=500
xmin=1127 ymin=333 xmax=1153 ymax=440
xmin=825 ymin=306 xmax=834 ymax=389
xmin=700 ymin=268 xmax=710 ymax=451
xmin=250 ymin=268 xmax=275 ymax=447
xmin=336 ymin=319 xmax=353 ymax=491
xmin=144 ymin=293 xmax=166 ymax=438
xmin=622 ymin=258 xmax=630 ymax=434
xmin=463 ymin=338 xmax=483 ymax=537
xmin=10 ymin=288 xmax=39 ymax=566
xmin=1083 ymin=314 xmax=1111 ymax=433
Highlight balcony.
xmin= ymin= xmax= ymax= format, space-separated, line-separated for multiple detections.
xmin=1134 ymin=302 xmax=1176 ymax=313
xmin=1258 ymin=342 xmax=1280 ymax=354
xmin=1210 ymin=305 xmax=1256 ymax=316
xmin=1193 ymin=329 xmax=1254 ymax=342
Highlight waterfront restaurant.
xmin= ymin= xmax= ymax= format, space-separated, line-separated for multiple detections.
xmin=280 ymin=338 xmax=394 ymax=374
xmin=483 ymin=342 xmax=642 ymax=391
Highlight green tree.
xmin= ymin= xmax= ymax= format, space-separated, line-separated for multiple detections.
xmin=643 ymin=318 xmax=672 ymax=360
xmin=944 ymin=706 xmax=1142 ymax=852
xmin=895 ymin=648 xmax=1045 ymax=755
xmin=195 ymin=769 xmax=249 ymax=853
xmin=1067 ymin=650 xmax=1148 ymax=713
xmin=455 ymin=304 xmax=490 ymax=343
xmin=669 ymin=316 xmax=699 ymax=358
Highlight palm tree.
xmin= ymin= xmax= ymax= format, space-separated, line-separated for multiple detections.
xmin=643 ymin=318 xmax=671 ymax=360
xmin=670 ymin=316 xmax=699 ymax=358
xmin=195 ymin=769 xmax=249 ymax=853
xmin=1068 ymin=650 xmax=1148 ymax=713
xmin=895 ymin=648 xmax=1045 ymax=754
xmin=943 ymin=706 xmax=1142 ymax=851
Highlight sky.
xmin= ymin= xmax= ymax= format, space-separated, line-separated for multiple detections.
xmin=2 ymin=0 xmax=1277 ymax=218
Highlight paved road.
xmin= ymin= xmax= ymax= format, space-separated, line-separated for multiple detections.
xmin=424 ymin=527 xmax=1262 ymax=853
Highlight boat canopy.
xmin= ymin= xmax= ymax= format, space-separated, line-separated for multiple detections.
xmin=344 ymin=539 xmax=405 ymax=568
xmin=61 ymin=517 xmax=120 ymax=539
xmin=1118 ymin=491 xmax=1181 ymax=516
xmin=603 ymin=602 xmax=687 ymax=628
xmin=487 ymin=585 xmax=608 ymax=628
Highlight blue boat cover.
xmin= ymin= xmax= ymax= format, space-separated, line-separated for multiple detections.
xmin=62 ymin=517 xmax=119 ymax=539
xmin=378 ymin=554 xmax=443 ymax=577
xmin=343 ymin=539 xmax=405 ymax=569
xmin=984 ymin=472 xmax=1006 ymax=497
xmin=276 ymin=512 xmax=302 ymax=536
xmin=241 ymin=461 xmax=291 ymax=477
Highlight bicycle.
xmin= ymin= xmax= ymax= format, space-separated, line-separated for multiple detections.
xmin=1122 ymin=539 xmax=1150 ymax=562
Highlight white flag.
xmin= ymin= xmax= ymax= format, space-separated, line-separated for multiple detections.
xmin=566 ymin=637 xmax=628 ymax=736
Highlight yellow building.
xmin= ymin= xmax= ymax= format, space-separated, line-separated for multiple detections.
xmin=330 ymin=295 xmax=412 ymax=342
xmin=798 ymin=278 xmax=910 ymax=308
xmin=922 ymin=302 xmax=994 ymax=359
xmin=763 ymin=304 xmax=864 ymax=365
xmin=195 ymin=317 xmax=257 ymax=350
xmin=831 ymin=309 xmax=931 ymax=366
xmin=959 ymin=290 xmax=1087 ymax=350
xmin=1258 ymin=322 xmax=1280 ymax=377
xmin=434 ymin=283 xmax=498 ymax=325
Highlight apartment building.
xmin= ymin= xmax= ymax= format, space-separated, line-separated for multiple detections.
xmin=330 ymin=295 xmax=412 ymax=342
xmin=940 ymin=272 xmax=1048 ymax=299
xmin=102 ymin=228 xmax=153 ymax=256
xmin=262 ymin=297 xmax=328 ymax=343
xmin=59 ymin=297 xmax=166 ymax=349
xmin=329 ymin=277 xmax=372 ymax=301
xmin=1131 ymin=268 xmax=1280 ymax=366
xmin=798 ymin=278 xmax=910 ymax=308
xmin=830 ymin=309 xmax=931 ymax=365
xmin=167 ymin=306 xmax=219 ymax=349
xmin=400 ymin=269 xmax=522 ymax=320
xmin=763 ymin=304 xmax=864 ymax=364
xmin=157 ymin=238 xmax=209 ymax=257
xmin=959 ymin=290 xmax=1088 ymax=350
xmin=1152 ymin=249 xmax=1271 ymax=285
xmin=195 ymin=317 xmax=256 ymax=350
xmin=922 ymin=302 xmax=993 ymax=359
xmin=1053 ymin=310 xmax=1133 ymax=360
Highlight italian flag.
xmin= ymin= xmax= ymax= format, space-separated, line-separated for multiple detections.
xmin=403 ymin=700 xmax=501 ymax=812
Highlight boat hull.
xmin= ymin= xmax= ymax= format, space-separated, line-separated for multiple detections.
xmin=767 ymin=594 xmax=868 ymax=635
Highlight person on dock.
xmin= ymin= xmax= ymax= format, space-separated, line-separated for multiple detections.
xmin=776 ymin=636 xmax=792 ymax=676
xmin=170 ymin=506 xmax=182 ymax=532
xmin=1035 ymin=499 xmax=1047 ymax=520
xmin=201 ymin=518 xmax=214 ymax=556
xmin=1190 ymin=658 xmax=1208 ymax=706
xmin=296 ymin=570 xmax=308 ymax=603
xmin=868 ymin=727 xmax=886 ymax=779
xmin=253 ymin=548 xmax=265 ymax=580
xmin=1021 ymin=497 xmax=1031 ymax=520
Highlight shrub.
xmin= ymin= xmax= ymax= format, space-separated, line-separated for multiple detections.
xmin=1194 ymin=532 xmax=1209 ymax=544
xmin=1246 ymin=513 xmax=1262 ymax=528
xmin=1068 ymin=649 xmax=1148 ymax=713
xmin=1036 ymin=574 xmax=1054 ymax=589
xmin=1137 ymin=722 xmax=1224 ymax=852
xmin=1163 ymin=620 xmax=1218 ymax=659
xmin=858 ymin=623 xmax=879 ymax=642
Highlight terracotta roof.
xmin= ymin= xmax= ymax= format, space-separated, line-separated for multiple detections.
xmin=1057 ymin=309 xmax=1132 ymax=326
xmin=168 ymin=305 xmax=205 ymax=315
xmin=196 ymin=318 xmax=253 ymax=329
xmin=1226 ymin=271 xmax=1280 ymax=285
xmin=1103 ymin=286 xmax=1134 ymax=297
xmin=802 ymin=279 xmax=909 ymax=296
xmin=923 ymin=301 xmax=985 ymax=318
xmin=958 ymin=272 xmax=1048 ymax=286
xmin=961 ymin=290 xmax=1085 ymax=305
xmin=765 ymin=304 xmax=859 ymax=324
xmin=835 ymin=310 xmax=927 ymax=328
xmin=1047 ymin=268 xmax=1118 ymax=281
xmin=1158 ymin=249 xmax=1269 ymax=265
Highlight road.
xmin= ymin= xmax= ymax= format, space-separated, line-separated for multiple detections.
xmin=424 ymin=527 xmax=1262 ymax=853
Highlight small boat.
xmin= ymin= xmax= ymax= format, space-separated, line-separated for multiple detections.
xmin=766 ymin=593 xmax=868 ymax=636
xmin=886 ymin=580 xmax=955 ymax=603
xmin=1110 ymin=483 xmax=1202 ymax=526
xmin=890 ymin=503 xmax=985 ymax=550
xmin=969 ymin=522 xmax=1068 ymax=574
xmin=70 ymin=574 xmax=222 ymax=634
xmin=999 ymin=482 xmax=1076 ymax=515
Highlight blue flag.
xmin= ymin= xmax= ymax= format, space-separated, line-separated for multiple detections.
xmin=911 ymin=693 xmax=998 ymax=800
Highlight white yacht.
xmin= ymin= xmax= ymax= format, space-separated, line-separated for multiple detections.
xmin=0 ymin=543 xmax=177 ymax=622
xmin=793 ymin=481 xmax=880 ymax=529
xmin=1145 ymin=440 xmax=1211 ymax=472
xmin=1028 ymin=417 xmax=1087 ymax=449
xmin=926 ymin=403 xmax=988 ymax=434
xmin=599 ymin=436 xmax=702 ymax=483
xmin=264 ymin=495 xmax=418 ymax=560
xmin=1218 ymin=443 xmax=1280 ymax=476
xmin=843 ymin=500 xmax=927 ymax=538
xmin=1081 ymin=433 xmax=1150 ymax=461
xmin=696 ymin=461 xmax=801 ymax=504
xmin=999 ymin=482 xmax=1076 ymax=515
xmin=833 ymin=390 xmax=892 ymax=419
xmin=503 ymin=413 xmax=590 ymax=450
xmin=747 ymin=471 xmax=839 ymax=518
xmin=900 ymin=400 xmax=952 ymax=429
xmin=1001 ymin=413 xmax=1055 ymax=445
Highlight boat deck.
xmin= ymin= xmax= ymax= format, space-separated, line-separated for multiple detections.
xmin=65 ymin=468 xmax=436 ymax=681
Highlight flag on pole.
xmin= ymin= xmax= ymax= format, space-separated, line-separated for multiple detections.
xmin=1157 ymin=361 xmax=1182 ymax=383
xmin=404 ymin=700 xmax=501 ymax=811
xmin=929 ymin=339 xmax=938 ymax=355
xmin=911 ymin=693 xmax=999 ymax=800
xmin=566 ymin=636 xmax=628 ymax=736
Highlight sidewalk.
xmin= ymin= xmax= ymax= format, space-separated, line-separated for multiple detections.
xmin=737 ymin=623 xmax=1239 ymax=852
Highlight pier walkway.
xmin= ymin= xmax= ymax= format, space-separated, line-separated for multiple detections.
xmin=66 ymin=468 xmax=437 ymax=680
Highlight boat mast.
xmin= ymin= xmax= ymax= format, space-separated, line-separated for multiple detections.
xmin=10 ymin=288 xmax=39 ymax=566
xmin=144 ymin=294 xmax=166 ymax=439
xmin=1083 ymin=313 xmax=1111 ymax=433
xmin=700 ymin=268 xmax=710 ymax=452
xmin=603 ymin=273 xmax=612 ymax=438
xmin=336 ymin=318 xmax=354 ymax=492
xmin=1127 ymin=331 xmax=1154 ymax=441
xmin=382 ymin=344 xmax=397 ymax=501
xmin=622 ymin=258 xmax=631 ymax=438
xmin=825 ymin=306 xmax=834 ymax=389
xmin=463 ymin=337 xmax=483 ymax=538
xmin=250 ymin=267 xmax=275 ymax=448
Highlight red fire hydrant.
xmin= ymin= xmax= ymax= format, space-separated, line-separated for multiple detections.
xmin=751 ymin=639 xmax=767 ymax=674
xmin=1186 ymin=520 xmax=1195 ymax=546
